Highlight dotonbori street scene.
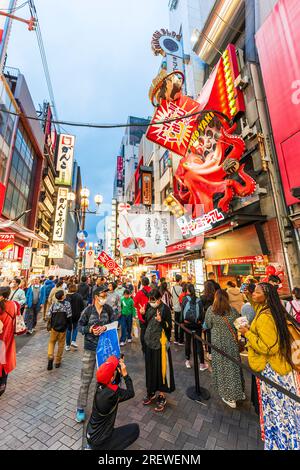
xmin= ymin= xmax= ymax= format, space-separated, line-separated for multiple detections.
xmin=0 ymin=0 xmax=299 ymax=459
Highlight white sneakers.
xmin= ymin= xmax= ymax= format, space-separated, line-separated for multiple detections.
xmin=71 ymin=342 xmax=78 ymax=349
xmin=127 ymin=339 xmax=132 ymax=343
xmin=65 ymin=345 xmax=71 ymax=351
xmin=200 ymin=363 xmax=209 ymax=372
xmin=222 ymin=398 xmax=237 ymax=408
xmin=185 ymin=360 xmax=192 ymax=369
xmin=120 ymin=342 xmax=126 ymax=347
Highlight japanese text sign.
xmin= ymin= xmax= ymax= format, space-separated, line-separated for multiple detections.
xmin=53 ymin=187 xmax=68 ymax=242
xmin=98 ymin=251 xmax=123 ymax=277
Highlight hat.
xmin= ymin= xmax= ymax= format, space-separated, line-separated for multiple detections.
xmin=95 ymin=285 xmax=109 ymax=294
xmin=96 ymin=356 xmax=119 ymax=384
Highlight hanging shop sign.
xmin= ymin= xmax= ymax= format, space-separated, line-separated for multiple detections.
xmin=37 ymin=248 xmax=49 ymax=257
xmin=21 ymin=247 xmax=32 ymax=270
xmin=151 ymin=29 xmax=182 ymax=57
xmin=98 ymin=251 xmax=123 ymax=276
xmin=146 ymin=93 xmax=201 ymax=157
xmin=86 ymin=250 xmax=95 ymax=270
xmin=55 ymin=134 xmax=75 ymax=186
xmin=53 ymin=187 xmax=68 ymax=242
xmin=118 ymin=212 xmax=170 ymax=255
xmin=166 ymin=236 xmax=204 ymax=254
xmin=0 ymin=233 xmax=14 ymax=253
xmin=49 ymin=244 xmax=64 ymax=259
xmin=141 ymin=173 xmax=152 ymax=206
xmin=44 ymin=104 xmax=58 ymax=161
xmin=32 ymin=254 xmax=46 ymax=269
xmin=177 ymin=209 xmax=225 ymax=237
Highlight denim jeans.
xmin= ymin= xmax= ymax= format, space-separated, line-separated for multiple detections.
xmin=120 ymin=315 xmax=133 ymax=343
xmin=66 ymin=323 xmax=78 ymax=346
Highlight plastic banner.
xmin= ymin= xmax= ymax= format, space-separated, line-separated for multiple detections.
xmin=96 ymin=321 xmax=120 ymax=368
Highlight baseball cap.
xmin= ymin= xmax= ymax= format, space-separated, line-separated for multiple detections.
xmin=96 ymin=356 xmax=119 ymax=384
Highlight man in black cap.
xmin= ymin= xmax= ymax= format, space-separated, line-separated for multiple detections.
xmin=76 ymin=286 xmax=114 ymax=423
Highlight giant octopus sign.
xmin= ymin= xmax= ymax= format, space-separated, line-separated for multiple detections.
xmin=146 ymin=44 xmax=256 ymax=220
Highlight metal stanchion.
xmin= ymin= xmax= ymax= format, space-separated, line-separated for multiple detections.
xmin=186 ymin=331 xmax=210 ymax=403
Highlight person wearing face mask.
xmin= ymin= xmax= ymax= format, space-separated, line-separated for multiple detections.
xmin=140 ymin=289 xmax=175 ymax=412
xmin=8 ymin=278 xmax=26 ymax=308
xmin=76 ymin=286 xmax=114 ymax=424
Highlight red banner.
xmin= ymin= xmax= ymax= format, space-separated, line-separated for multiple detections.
xmin=166 ymin=236 xmax=204 ymax=254
xmin=0 ymin=182 xmax=5 ymax=216
xmin=0 ymin=233 xmax=14 ymax=253
xmin=98 ymin=251 xmax=123 ymax=277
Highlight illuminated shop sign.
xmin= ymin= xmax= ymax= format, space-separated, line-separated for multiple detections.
xmin=177 ymin=209 xmax=225 ymax=237
xmin=53 ymin=187 xmax=68 ymax=242
xmin=55 ymin=134 xmax=75 ymax=187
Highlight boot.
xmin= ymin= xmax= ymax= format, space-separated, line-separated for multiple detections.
xmin=47 ymin=359 xmax=53 ymax=370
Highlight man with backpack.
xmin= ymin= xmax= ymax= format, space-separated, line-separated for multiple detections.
xmin=134 ymin=277 xmax=151 ymax=354
xmin=47 ymin=290 xmax=72 ymax=370
xmin=40 ymin=276 xmax=55 ymax=321
xmin=181 ymin=284 xmax=208 ymax=371
xmin=172 ymin=275 xmax=184 ymax=346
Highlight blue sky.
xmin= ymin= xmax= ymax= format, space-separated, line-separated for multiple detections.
xmin=7 ymin=0 xmax=169 ymax=242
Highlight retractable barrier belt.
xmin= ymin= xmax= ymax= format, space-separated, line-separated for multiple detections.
xmin=174 ymin=320 xmax=300 ymax=404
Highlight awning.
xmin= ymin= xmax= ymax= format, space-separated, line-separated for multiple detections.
xmin=0 ymin=218 xmax=48 ymax=244
xmin=145 ymin=249 xmax=202 ymax=266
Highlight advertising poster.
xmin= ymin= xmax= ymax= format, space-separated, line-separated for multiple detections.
xmin=98 ymin=251 xmax=123 ymax=276
xmin=0 ymin=233 xmax=14 ymax=253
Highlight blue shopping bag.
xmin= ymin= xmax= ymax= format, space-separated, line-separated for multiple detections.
xmin=96 ymin=321 xmax=120 ymax=368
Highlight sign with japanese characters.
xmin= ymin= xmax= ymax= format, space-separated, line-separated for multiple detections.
xmin=142 ymin=173 xmax=152 ymax=206
xmin=118 ymin=212 xmax=170 ymax=254
xmin=32 ymin=254 xmax=46 ymax=269
xmin=0 ymin=233 xmax=14 ymax=253
xmin=21 ymin=247 xmax=32 ymax=270
xmin=86 ymin=250 xmax=95 ymax=270
xmin=49 ymin=244 xmax=64 ymax=259
xmin=177 ymin=209 xmax=225 ymax=237
xmin=53 ymin=187 xmax=68 ymax=242
xmin=55 ymin=134 xmax=75 ymax=186
xmin=97 ymin=251 xmax=123 ymax=276
xmin=146 ymin=96 xmax=201 ymax=157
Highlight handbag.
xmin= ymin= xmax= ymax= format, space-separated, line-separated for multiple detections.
xmin=222 ymin=315 xmax=245 ymax=353
xmin=14 ymin=302 xmax=27 ymax=336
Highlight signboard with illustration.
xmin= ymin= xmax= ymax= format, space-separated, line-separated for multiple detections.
xmin=98 ymin=251 xmax=123 ymax=277
xmin=0 ymin=233 xmax=14 ymax=253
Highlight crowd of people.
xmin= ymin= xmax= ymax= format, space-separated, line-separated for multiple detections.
xmin=0 ymin=270 xmax=299 ymax=450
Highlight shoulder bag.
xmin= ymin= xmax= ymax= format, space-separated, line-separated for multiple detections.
xmin=222 ymin=314 xmax=245 ymax=353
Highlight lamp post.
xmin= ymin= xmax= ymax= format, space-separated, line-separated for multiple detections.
xmin=68 ymin=188 xmax=103 ymax=280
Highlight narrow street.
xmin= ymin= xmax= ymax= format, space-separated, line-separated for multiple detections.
xmin=1 ymin=321 xmax=262 ymax=451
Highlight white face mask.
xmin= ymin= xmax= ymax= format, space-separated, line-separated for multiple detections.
xmin=149 ymin=301 xmax=158 ymax=309
xmin=98 ymin=298 xmax=107 ymax=306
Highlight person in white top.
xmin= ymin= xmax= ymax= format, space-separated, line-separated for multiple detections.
xmin=9 ymin=278 xmax=26 ymax=306
xmin=172 ymin=275 xmax=184 ymax=345
xmin=286 ymin=287 xmax=300 ymax=322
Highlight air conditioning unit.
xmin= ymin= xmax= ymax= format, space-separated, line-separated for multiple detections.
xmin=234 ymin=74 xmax=249 ymax=90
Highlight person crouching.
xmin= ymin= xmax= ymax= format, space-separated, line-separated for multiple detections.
xmin=86 ymin=355 xmax=139 ymax=450
xmin=47 ymin=290 xmax=72 ymax=370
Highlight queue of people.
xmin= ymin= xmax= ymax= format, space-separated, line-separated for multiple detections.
xmin=0 ymin=270 xmax=299 ymax=451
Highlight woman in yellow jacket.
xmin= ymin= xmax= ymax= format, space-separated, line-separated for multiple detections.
xmin=238 ymin=283 xmax=300 ymax=450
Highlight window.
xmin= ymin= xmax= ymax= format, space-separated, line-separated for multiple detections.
xmin=159 ymin=150 xmax=170 ymax=177
xmin=3 ymin=122 xmax=37 ymax=227
xmin=0 ymin=78 xmax=17 ymax=183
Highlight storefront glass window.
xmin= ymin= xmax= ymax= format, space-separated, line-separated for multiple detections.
xmin=159 ymin=150 xmax=170 ymax=177
xmin=0 ymin=77 xmax=17 ymax=184
xmin=3 ymin=122 xmax=37 ymax=227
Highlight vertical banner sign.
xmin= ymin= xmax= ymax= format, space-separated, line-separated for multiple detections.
xmin=53 ymin=187 xmax=68 ymax=242
xmin=98 ymin=251 xmax=123 ymax=276
xmin=142 ymin=173 xmax=152 ymax=206
xmin=85 ymin=250 xmax=95 ymax=270
xmin=116 ymin=156 xmax=124 ymax=199
xmin=21 ymin=247 xmax=32 ymax=270
xmin=0 ymin=233 xmax=14 ymax=252
xmin=55 ymin=135 xmax=75 ymax=186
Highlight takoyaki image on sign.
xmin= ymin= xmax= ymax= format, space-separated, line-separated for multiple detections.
xmin=118 ymin=212 xmax=171 ymax=255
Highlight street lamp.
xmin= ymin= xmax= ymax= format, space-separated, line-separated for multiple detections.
xmin=68 ymin=188 xmax=103 ymax=279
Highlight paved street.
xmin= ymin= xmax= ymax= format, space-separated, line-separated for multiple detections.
xmin=0 ymin=320 xmax=263 ymax=451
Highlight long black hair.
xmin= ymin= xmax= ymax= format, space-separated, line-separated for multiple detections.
xmin=203 ymin=280 xmax=216 ymax=303
xmin=259 ymin=283 xmax=292 ymax=366
xmin=0 ymin=286 xmax=11 ymax=314
xmin=186 ymin=283 xmax=197 ymax=303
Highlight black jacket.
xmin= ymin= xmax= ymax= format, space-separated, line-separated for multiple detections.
xmin=78 ymin=304 xmax=114 ymax=351
xmin=66 ymin=292 xmax=85 ymax=324
xmin=86 ymin=375 xmax=134 ymax=447
xmin=77 ymin=282 xmax=90 ymax=301
xmin=48 ymin=300 xmax=72 ymax=333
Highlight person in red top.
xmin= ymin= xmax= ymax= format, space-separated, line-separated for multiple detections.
xmin=0 ymin=286 xmax=18 ymax=396
xmin=179 ymin=282 xmax=188 ymax=305
xmin=134 ymin=277 xmax=151 ymax=354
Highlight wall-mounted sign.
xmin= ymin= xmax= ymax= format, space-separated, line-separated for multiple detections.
xmin=151 ymin=29 xmax=182 ymax=57
xmin=43 ymin=196 xmax=55 ymax=214
xmin=37 ymin=248 xmax=49 ymax=257
xmin=0 ymin=233 xmax=14 ymax=253
xmin=43 ymin=175 xmax=55 ymax=195
xmin=177 ymin=209 xmax=225 ymax=237
xmin=49 ymin=243 xmax=64 ymax=259
xmin=207 ymin=255 xmax=266 ymax=266
xmin=142 ymin=173 xmax=152 ymax=206
xmin=53 ymin=187 xmax=68 ymax=242
xmin=55 ymin=134 xmax=75 ymax=186
xmin=21 ymin=247 xmax=32 ymax=270
xmin=86 ymin=250 xmax=95 ymax=270
xmin=98 ymin=251 xmax=123 ymax=276
xmin=32 ymin=254 xmax=46 ymax=269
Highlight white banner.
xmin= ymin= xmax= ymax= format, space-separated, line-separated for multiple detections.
xmin=55 ymin=134 xmax=75 ymax=186
xmin=53 ymin=187 xmax=69 ymax=242
xmin=32 ymin=254 xmax=46 ymax=269
xmin=21 ymin=247 xmax=32 ymax=270
xmin=118 ymin=212 xmax=170 ymax=255
xmin=85 ymin=250 xmax=95 ymax=269
xmin=49 ymin=244 xmax=64 ymax=259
